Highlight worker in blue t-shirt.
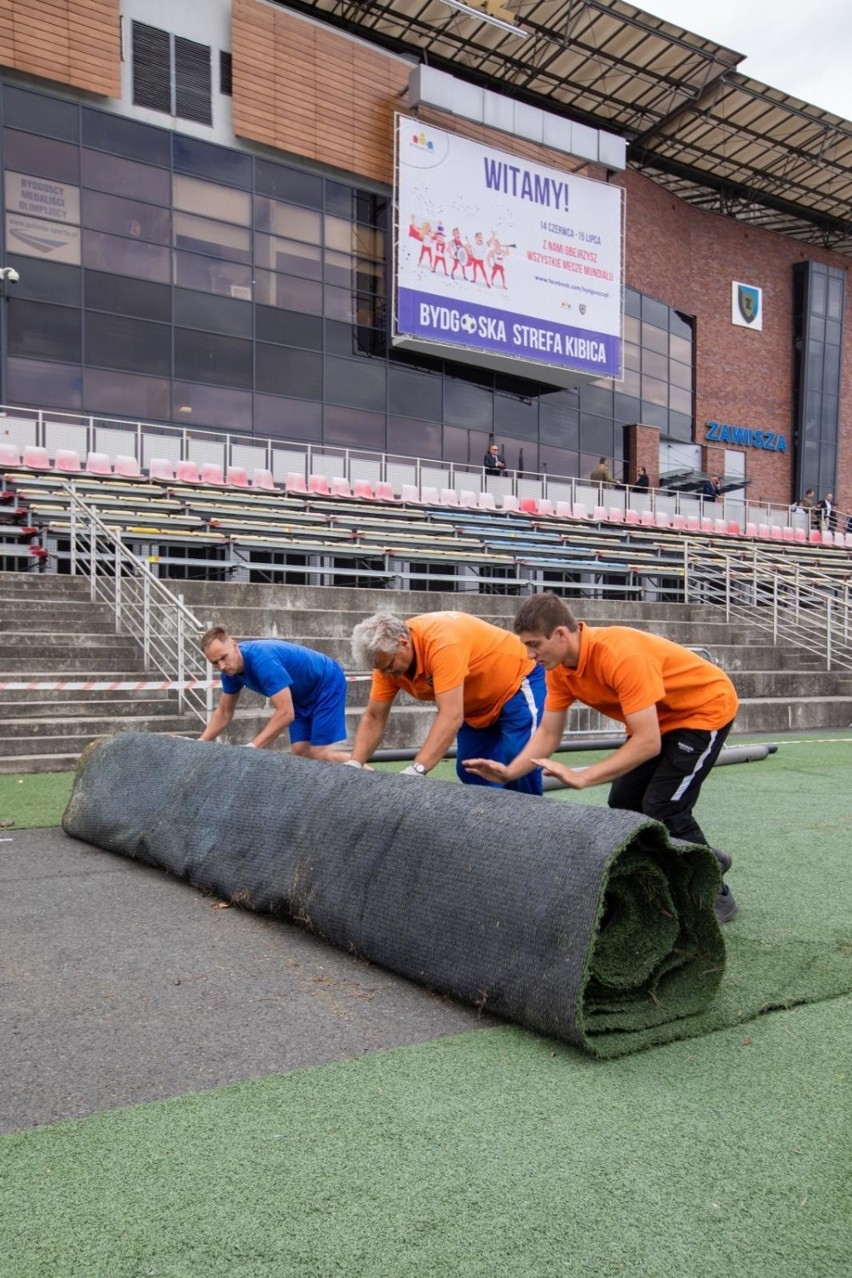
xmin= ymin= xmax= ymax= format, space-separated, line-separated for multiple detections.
xmin=199 ymin=626 xmax=350 ymax=760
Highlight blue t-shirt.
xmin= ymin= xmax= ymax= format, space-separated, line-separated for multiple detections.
xmin=221 ymin=641 xmax=337 ymax=711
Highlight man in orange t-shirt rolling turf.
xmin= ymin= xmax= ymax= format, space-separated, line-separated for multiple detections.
xmin=463 ymin=592 xmax=739 ymax=922
xmin=347 ymin=611 xmax=546 ymax=793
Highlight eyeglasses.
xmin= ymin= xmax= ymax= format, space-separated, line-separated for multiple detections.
xmin=374 ymin=647 xmax=398 ymax=675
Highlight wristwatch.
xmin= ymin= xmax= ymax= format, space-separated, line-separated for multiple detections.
xmin=411 ymin=762 xmax=427 ymax=775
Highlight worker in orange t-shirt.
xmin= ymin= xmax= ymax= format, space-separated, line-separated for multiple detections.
xmin=347 ymin=611 xmax=547 ymax=794
xmin=463 ymin=592 xmax=739 ymax=922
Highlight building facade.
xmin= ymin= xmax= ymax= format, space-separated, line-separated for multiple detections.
xmin=0 ymin=0 xmax=848 ymax=508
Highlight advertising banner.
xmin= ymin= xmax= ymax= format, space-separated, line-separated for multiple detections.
xmin=393 ymin=115 xmax=623 ymax=381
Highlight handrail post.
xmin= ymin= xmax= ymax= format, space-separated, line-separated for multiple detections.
xmin=89 ymin=509 xmax=96 ymax=602
xmin=69 ymin=482 xmax=77 ymax=577
xmin=143 ymin=573 xmax=151 ymax=667
xmin=772 ymin=573 xmax=779 ymax=642
xmin=725 ymin=559 xmax=731 ymax=620
xmin=826 ymin=597 xmax=832 ymax=671
xmin=177 ymin=608 xmax=185 ymax=713
xmin=114 ymin=531 xmax=122 ymax=632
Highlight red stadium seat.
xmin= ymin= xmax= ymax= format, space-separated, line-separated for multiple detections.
xmin=353 ymin=479 xmax=376 ymax=500
xmin=115 ymin=454 xmax=142 ymax=479
xmin=226 ymin=466 xmax=249 ymax=487
xmin=55 ymin=448 xmax=82 ymax=473
xmin=331 ymin=476 xmax=352 ymax=498
xmin=519 ymin=497 xmax=538 ymax=515
xmin=0 ymin=442 xmax=21 ymax=467
xmin=375 ymin=482 xmax=397 ymax=502
xmin=286 ymin=471 xmax=308 ymax=495
xmin=253 ymin=468 xmax=278 ymax=491
xmin=200 ymin=463 xmax=224 ymax=485
xmin=86 ymin=452 xmax=112 ymax=476
xmin=308 ymin=474 xmax=331 ymax=496
xmin=176 ymin=460 xmax=201 ymax=483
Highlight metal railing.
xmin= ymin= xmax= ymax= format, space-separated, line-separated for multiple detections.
xmin=65 ymin=485 xmax=212 ymax=722
xmin=684 ymin=540 xmax=852 ymax=672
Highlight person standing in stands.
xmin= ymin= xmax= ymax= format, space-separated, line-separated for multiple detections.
xmin=199 ymin=627 xmax=350 ymax=760
xmin=483 ymin=443 xmax=506 ymax=472
xmin=347 ymin=611 xmax=546 ymax=793
xmin=817 ymin=491 xmax=835 ymax=532
xmin=701 ymin=474 xmax=722 ymax=502
xmin=590 ymin=457 xmax=612 ymax=487
xmin=463 ymin=592 xmax=739 ymax=922
xmin=634 ymin=466 xmax=650 ymax=491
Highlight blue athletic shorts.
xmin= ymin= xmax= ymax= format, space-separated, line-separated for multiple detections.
xmin=289 ymin=662 xmax=348 ymax=746
xmin=455 ymin=663 xmax=546 ymax=795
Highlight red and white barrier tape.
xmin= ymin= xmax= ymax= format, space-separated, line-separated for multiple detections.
xmin=0 ymin=674 xmax=374 ymax=692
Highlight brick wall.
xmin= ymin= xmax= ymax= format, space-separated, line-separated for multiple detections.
xmin=0 ymin=0 xmax=120 ymax=98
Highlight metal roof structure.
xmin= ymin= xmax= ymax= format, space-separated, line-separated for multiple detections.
xmin=279 ymin=0 xmax=852 ymax=254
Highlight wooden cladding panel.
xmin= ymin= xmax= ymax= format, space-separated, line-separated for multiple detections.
xmin=0 ymin=0 xmax=120 ymax=97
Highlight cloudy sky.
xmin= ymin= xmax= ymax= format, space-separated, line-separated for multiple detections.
xmin=643 ymin=0 xmax=852 ymax=120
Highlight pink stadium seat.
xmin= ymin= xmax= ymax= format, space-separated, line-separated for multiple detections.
xmin=419 ymin=486 xmax=440 ymax=505
xmin=519 ymin=497 xmax=538 ymax=515
xmin=700 ymin=517 xmax=714 ymax=533
xmin=85 ymin=451 xmax=112 ymax=476
xmin=375 ymin=482 xmax=396 ymax=502
xmin=713 ymin=518 xmax=728 ymax=535
xmin=671 ymin=514 xmax=687 ymax=530
xmin=478 ymin=491 xmax=497 ymax=512
xmin=757 ymin=523 xmax=771 ymax=539
xmin=608 ymin=507 xmax=625 ymax=523
xmin=624 ymin=509 xmax=641 ymax=526
xmin=770 ymin=525 xmax=783 ymax=541
xmin=781 ymin=526 xmax=795 ymax=543
xmin=655 ymin=512 xmax=672 ymax=530
xmin=115 ymin=454 xmax=141 ymax=479
xmin=593 ymin=505 xmax=608 ymax=522
xmin=572 ymin=502 xmax=589 ymax=521
xmin=459 ymin=489 xmax=480 ymax=509
xmin=0 ymin=442 xmax=21 ymax=467
xmin=253 ymin=468 xmax=278 ymax=491
xmin=286 ymin=471 xmax=308 ymax=495
xmin=441 ymin=488 xmax=460 ymax=507
xmin=745 ymin=522 xmax=758 ymax=538
xmin=793 ymin=527 xmax=807 ymax=543
xmin=353 ymin=479 xmax=376 ymax=500
xmin=308 ymin=474 xmax=331 ymax=496
xmin=148 ymin=457 xmax=175 ymax=481
xmin=400 ymin=483 xmax=419 ymax=504
xmin=55 ymin=448 xmax=82 ymax=473
xmin=331 ymin=476 xmax=352 ymax=498
xmin=555 ymin=501 xmax=573 ymax=518
xmin=640 ymin=510 xmax=655 ymax=527
xmin=821 ymin=530 xmax=833 ymax=546
xmin=686 ymin=515 xmax=701 ymax=532
xmin=536 ymin=498 xmax=555 ymax=517
xmin=201 ymin=463 xmax=224 ymax=485
xmin=226 ymin=466 xmax=249 ymax=488
xmin=808 ymin=529 xmax=822 ymax=544
xmin=22 ymin=445 xmax=50 ymax=469
xmin=501 ymin=494 xmax=521 ymax=513
xmin=176 ymin=460 xmax=201 ymax=484
xmin=726 ymin=520 xmax=741 ymax=535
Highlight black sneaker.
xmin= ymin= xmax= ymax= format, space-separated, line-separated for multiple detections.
xmin=712 ymin=847 xmax=733 ymax=874
xmin=714 ymin=883 xmax=738 ymax=924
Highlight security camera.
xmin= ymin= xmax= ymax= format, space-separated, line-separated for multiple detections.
xmin=0 ymin=267 xmax=19 ymax=283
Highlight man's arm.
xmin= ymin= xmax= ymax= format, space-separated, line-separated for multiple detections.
xmin=410 ymin=683 xmax=465 ymax=772
xmin=199 ymin=691 xmax=238 ymax=742
xmin=463 ymin=708 xmax=566 ymax=784
xmin=350 ymin=696 xmax=395 ymax=765
xmin=533 ymin=704 xmax=661 ymax=789
xmin=252 ymin=687 xmax=295 ymax=749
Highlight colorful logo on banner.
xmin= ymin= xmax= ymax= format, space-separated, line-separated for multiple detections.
xmin=731 ymin=281 xmax=763 ymax=330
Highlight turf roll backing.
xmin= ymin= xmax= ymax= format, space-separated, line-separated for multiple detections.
xmin=62 ymin=732 xmax=725 ymax=1057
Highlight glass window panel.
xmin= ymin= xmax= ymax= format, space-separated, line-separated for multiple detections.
xmin=174 ymin=288 xmax=251 ymax=337
xmin=641 ymin=321 xmax=668 ymax=355
xmin=388 ymin=364 xmax=443 ymax=421
xmin=353 ymin=225 xmax=385 ymax=260
xmin=642 ymin=296 xmax=669 ymax=328
xmin=579 ymin=416 xmax=612 ymax=454
xmin=642 ymin=348 xmax=668 ymax=381
xmin=806 ymin=341 xmax=825 ymax=388
xmin=254 ymin=232 xmax=321 ymax=278
xmin=253 ymin=197 xmax=322 ymax=242
xmin=827 ymin=276 xmax=844 ymax=322
xmin=444 ymin=374 xmax=493 ymax=431
xmin=84 ymin=230 xmax=170 ymax=283
xmin=325 ymin=249 xmax=354 ymax=288
xmin=641 ymin=374 xmax=668 ymax=407
xmin=323 ymin=285 xmax=355 ymax=323
xmin=639 ymin=401 xmax=668 ymax=429
xmin=442 ymin=424 xmax=469 ymax=466
xmin=809 ymin=315 xmax=825 ymax=342
xmin=667 ymin=411 xmax=692 ymax=441
xmin=85 ymin=312 xmax=171 ymax=376
xmin=670 ymin=359 xmax=692 ymax=391
xmin=6 ymin=356 xmax=82 ymax=409
xmin=85 ymin=272 xmax=171 ymax=322
xmin=173 ymin=382 xmax=252 ymax=430
xmin=540 ymin=405 xmax=579 ymax=449
xmin=175 ymin=330 xmax=253 ymax=389
xmin=579 ymin=383 xmax=613 ymax=416
xmin=810 ymin=271 xmax=827 ymax=315
xmin=174 ymin=212 xmax=251 ymax=263
xmin=621 ymin=367 xmax=641 ymax=397
xmin=81 ymin=149 xmax=171 ymax=205
xmin=670 ymin=309 xmax=693 ymax=340
xmin=324 ymin=215 xmax=354 ymax=252
xmin=325 ymin=318 xmax=371 ymax=358
xmin=173 ymin=251 xmax=251 ymax=298
xmin=325 ymin=182 xmax=354 ymax=216
xmin=255 ymin=394 xmax=322 ymax=441
xmin=324 ymin=355 xmax=386 ymax=412
xmin=81 ymin=108 xmax=170 ymax=166
xmin=2 ymin=129 xmax=79 ymax=184
xmin=82 ymin=189 xmax=171 ymax=243
xmin=388 ymin=416 xmax=442 ymax=459
xmin=624 ymin=315 xmax=640 ymax=344
xmin=825 ymin=319 xmax=841 ymax=345
xmin=623 ymin=342 xmax=641 ymax=371
xmin=173 ymin=174 xmax=250 ymax=225
xmin=614 ymin=393 xmax=641 ymax=424
xmin=624 ymin=289 xmax=641 ymax=319
xmin=540 ymin=445 xmax=578 ymax=479
xmin=7 ymin=300 xmax=81 ymax=362
xmin=511 ymin=441 xmax=538 ymax=473
xmin=255 ymin=344 xmax=322 ymax=399
xmin=670 ymin=333 xmax=691 ymax=364
xmin=669 ymin=384 xmax=692 ymax=417
xmin=5 ymin=171 xmax=80 ymax=224
xmin=4 ymin=87 xmax=79 ymax=142
xmin=7 ymin=255 xmax=80 ymax=306
xmin=323 ymin=404 xmax=385 ymax=451
xmin=172 ymin=135 xmax=252 ymax=188
xmin=256 ymin=305 xmax=322 ymax=350
xmin=494 ymin=391 xmax=538 ymax=440
xmin=255 ymin=161 xmax=323 ymax=208
xmin=83 ymin=367 xmax=171 ymax=420
xmin=254 ymin=271 xmax=322 ymax=315
xmin=822 ymin=343 xmax=841 ymax=391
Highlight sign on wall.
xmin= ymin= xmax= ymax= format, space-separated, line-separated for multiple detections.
xmin=731 ymin=280 xmax=763 ymax=330
xmin=4 ymin=172 xmax=80 ymax=224
xmin=393 ymin=115 xmax=623 ymax=385
xmin=5 ymin=213 xmax=81 ymax=263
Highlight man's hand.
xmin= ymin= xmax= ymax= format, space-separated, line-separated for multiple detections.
xmin=462 ymin=757 xmax=511 ymax=784
xmin=242 ymin=742 xmax=258 ymax=748
xmin=532 ymin=758 xmax=590 ymax=788
xmin=399 ymin=764 xmax=427 ymax=777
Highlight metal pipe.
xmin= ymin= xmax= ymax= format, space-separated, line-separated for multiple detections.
xmin=368 ymin=742 xmax=775 ymax=767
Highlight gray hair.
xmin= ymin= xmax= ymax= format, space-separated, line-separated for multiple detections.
xmin=351 ymin=613 xmax=410 ymax=668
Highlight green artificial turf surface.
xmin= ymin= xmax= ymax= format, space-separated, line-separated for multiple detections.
xmin=1 ymin=735 xmax=850 ymax=1276
xmin=0 ymin=772 xmax=73 ymax=830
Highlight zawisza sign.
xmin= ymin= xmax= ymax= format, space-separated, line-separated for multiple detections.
xmin=706 ymin=421 xmax=786 ymax=451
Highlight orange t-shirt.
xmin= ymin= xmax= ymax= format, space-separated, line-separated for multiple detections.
xmin=370 ymin=612 xmax=534 ymax=728
xmin=545 ymin=624 xmax=738 ymax=732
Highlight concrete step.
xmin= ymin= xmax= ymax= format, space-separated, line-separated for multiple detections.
xmin=0 ymin=696 xmax=181 ymax=718
xmin=0 ymin=713 xmax=196 ymax=741
xmin=732 ymin=697 xmax=852 ymax=733
xmin=0 ymin=615 xmax=118 ymax=633
xmin=729 ymin=670 xmax=851 ymax=698
xmin=0 ymin=648 xmax=146 ymax=672
xmin=0 ymin=724 xmax=200 ymax=762
xmin=0 ymin=751 xmax=81 ymax=776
